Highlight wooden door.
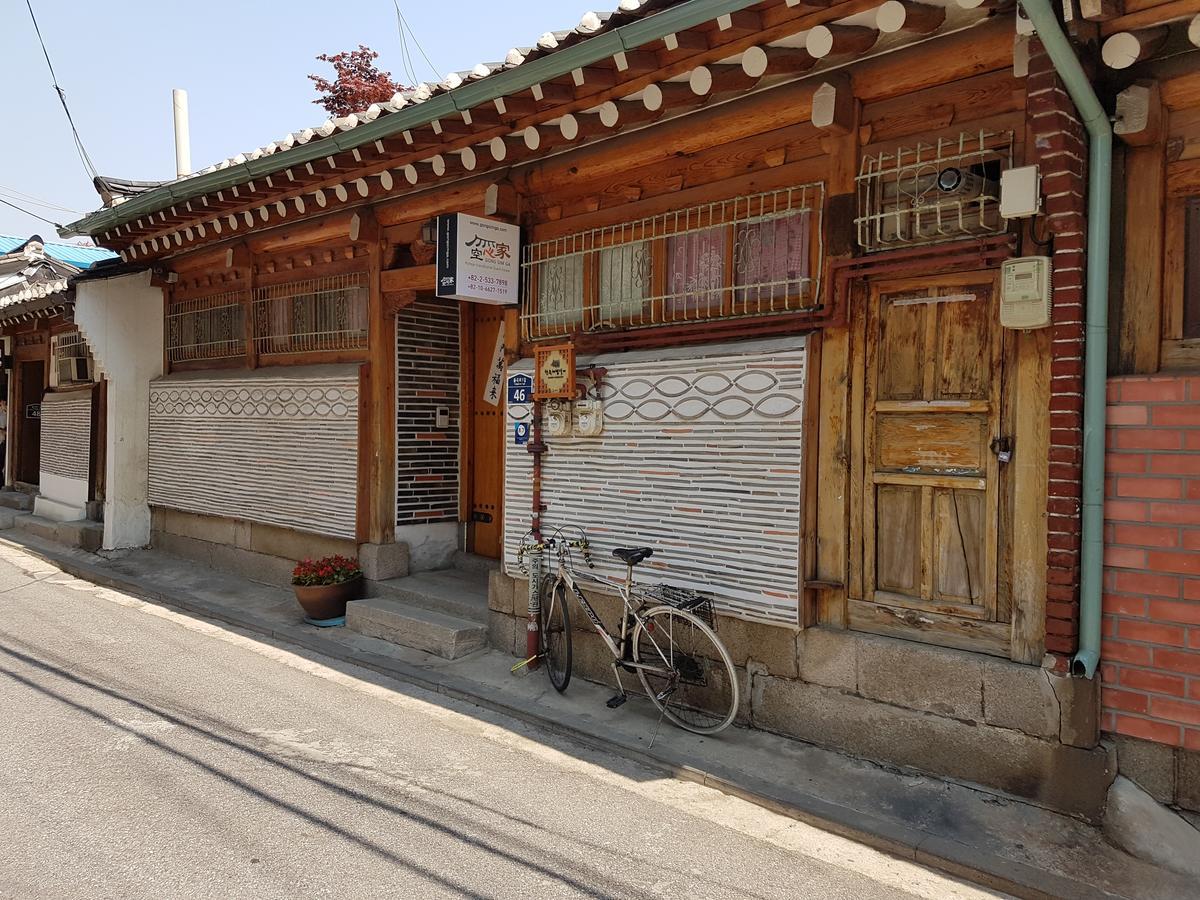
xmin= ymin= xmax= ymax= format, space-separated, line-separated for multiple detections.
xmin=16 ymin=360 xmax=44 ymax=485
xmin=467 ymin=306 xmax=505 ymax=558
xmin=852 ymin=272 xmax=1010 ymax=657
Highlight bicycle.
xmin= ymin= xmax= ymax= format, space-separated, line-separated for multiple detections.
xmin=516 ymin=526 xmax=739 ymax=736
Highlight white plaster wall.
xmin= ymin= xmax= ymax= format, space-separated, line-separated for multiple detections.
xmin=34 ymin=472 xmax=88 ymax=521
xmin=74 ymin=270 xmax=164 ymax=549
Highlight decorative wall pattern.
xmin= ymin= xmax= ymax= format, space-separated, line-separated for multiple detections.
xmin=395 ymin=297 xmax=460 ymax=525
xmin=39 ymin=391 xmax=92 ymax=481
xmin=148 ymin=369 xmax=359 ymax=538
xmin=505 ymin=340 xmax=807 ymax=627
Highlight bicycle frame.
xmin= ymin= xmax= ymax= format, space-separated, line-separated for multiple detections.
xmin=549 ymin=551 xmax=676 ymax=680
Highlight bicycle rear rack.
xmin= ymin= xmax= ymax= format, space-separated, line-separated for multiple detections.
xmin=640 ymin=583 xmax=717 ymax=629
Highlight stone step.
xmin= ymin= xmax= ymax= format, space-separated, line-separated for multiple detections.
xmin=12 ymin=513 xmax=103 ymax=552
xmin=0 ymin=491 xmax=34 ymax=512
xmin=345 ymin=597 xmax=487 ymax=660
xmin=451 ymin=550 xmax=501 ymax=576
xmin=370 ymin=568 xmax=489 ymax=624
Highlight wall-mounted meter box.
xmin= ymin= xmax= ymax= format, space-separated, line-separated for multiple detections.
xmin=1000 ymin=165 xmax=1041 ymax=219
xmin=1000 ymin=256 xmax=1053 ymax=329
xmin=545 ymin=398 xmax=572 ymax=437
xmin=572 ymin=399 xmax=604 ymax=437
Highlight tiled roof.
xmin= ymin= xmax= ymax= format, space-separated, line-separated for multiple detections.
xmin=0 ymin=235 xmax=116 ymax=270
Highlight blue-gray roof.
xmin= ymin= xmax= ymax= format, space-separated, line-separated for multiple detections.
xmin=0 ymin=235 xmax=116 ymax=269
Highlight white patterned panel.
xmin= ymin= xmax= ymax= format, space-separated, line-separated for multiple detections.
xmin=40 ymin=392 xmax=92 ymax=481
xmin=504 ymin=341 xmax=806 ymax=627
xmin=148 ymin=370 xmax=359 ymax=538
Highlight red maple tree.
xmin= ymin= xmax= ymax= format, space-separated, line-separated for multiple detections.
xmin=309 ymin=45 xmax=404 ymax=117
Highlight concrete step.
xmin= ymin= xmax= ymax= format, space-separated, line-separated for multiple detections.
xmin=0 ymin=491 xmax=34 ymax=512
xmin=370 ymin=568 xmax=489 ymax=624
xmin=452 ymin=550 xmax=501 ymax=576
xmin=345 ymin=597 xmax=487 ymax=660
xmin=12 ymin=513 xmax=102 ymax=552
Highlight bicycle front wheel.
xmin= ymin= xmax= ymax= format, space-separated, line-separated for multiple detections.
xmin=632 ymin=606 xmax=738 ymax=735
xmin=539 ymin=578 xmax=572 ymax=693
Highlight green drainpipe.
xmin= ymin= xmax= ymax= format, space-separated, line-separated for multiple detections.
xmin=1017 ymin=0 xmax=1112 ymax=678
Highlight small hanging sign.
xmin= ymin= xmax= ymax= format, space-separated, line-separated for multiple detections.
xmin=513 ymin=421 xmax=530 ymax=445
xmin=435 ymin=213 xmax=520 ymax=305
xmin=25 ymin=403 xmax=40 ymax=420
xmin=481 ymin=326 xmax=507 ymax=408
xmin=535 ymin=343 xmax=575 ymax=399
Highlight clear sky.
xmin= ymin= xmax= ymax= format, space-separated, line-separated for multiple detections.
xmin=0 ymin=1 xmax=580 ymax=240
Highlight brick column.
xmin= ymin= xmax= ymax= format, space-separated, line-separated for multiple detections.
xmin=1027 ymin=38 xmax=1089 ymax=661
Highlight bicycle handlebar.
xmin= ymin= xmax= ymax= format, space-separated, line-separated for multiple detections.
xmin=515 ymin=535 xmax=594 ymax=575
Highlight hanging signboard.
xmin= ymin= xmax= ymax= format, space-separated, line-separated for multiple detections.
xmin=481 ymin=326 xmax=507 ymax=407
xmin=535 ymin=344 xmax=575 ymax=399
xmin=435 ymin=213 xmax=520 ymax=305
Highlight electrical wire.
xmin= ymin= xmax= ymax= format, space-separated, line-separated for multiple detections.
xmin=25 ymin=0 xmax=99 ymax=182
xmin=391 ymin=2 xmax=441 ymax=82
xmin=0 ymin=186 xmax=80 ymax=216
xmin=0 ymin=196 xmax=62 ymax=229
xmin=392 ymin=1 xmax=418 ymax=85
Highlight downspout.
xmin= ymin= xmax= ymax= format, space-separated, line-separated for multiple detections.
xmin=1017 ymin=0 xmax=1111 ymax=677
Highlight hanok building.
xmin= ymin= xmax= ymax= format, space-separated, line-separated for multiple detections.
xmin=0 ymin=235 xmax=112 ymax=532
xmin=60 ymin=0 xmax=1200 ymax=824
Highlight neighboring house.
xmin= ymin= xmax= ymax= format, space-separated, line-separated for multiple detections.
xmin=58 ymin=0 xmax=1200 ymax=822
xmin=0 ymin=236 xmax=112 ymax=529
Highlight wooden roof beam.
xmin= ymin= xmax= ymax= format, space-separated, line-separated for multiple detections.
xmin=740 ymin=45 xmax=818 ymax=79
xmin=876 ymin=0 xmax=946 ymax=34
xmin=714 ymin=10 xmax=764 ymax=38
xmin=689 ymin=63 xmax=763 ymax=99
xmin=1102 ymin=26 xmax=1169 ymax=68
xmin=806 ymin=24 xmax=880 ymax=58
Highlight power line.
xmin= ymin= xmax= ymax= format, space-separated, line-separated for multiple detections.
xmin=0 ymin=196 xmax=63 ymax=229
xmin=0 ymin=185 xmax=80 ymax=215
xmin=25 ymin=0 xmax=99 ymax=182
xmin=391 ymin=3 xmax=441 ymax=82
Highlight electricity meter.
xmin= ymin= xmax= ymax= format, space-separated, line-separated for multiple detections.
xmin=1000 ymin=256 xmax=1052 ymax=329
xmin=573 ymin=399 xmax=604 ymax=437
xmin=545 ymin=398 xmax=572 ymax=437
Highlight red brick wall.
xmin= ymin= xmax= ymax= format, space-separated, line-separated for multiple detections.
xmin=1102 ymin=374 xmax=1200 ymax=750
xmin=1028 ymin=39 xmax=1089 ymax=659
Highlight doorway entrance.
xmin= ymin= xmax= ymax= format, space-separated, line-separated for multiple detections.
xmin=464 ymin=305 xmax=505 ymax=559
xmin=850 ymin=271 xmax=1010 ymax=657
xmin=15 ymin=359 xmax=44 ymax=485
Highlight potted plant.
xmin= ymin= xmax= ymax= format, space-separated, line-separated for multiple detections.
xmin=291 ymin=554 xmax=363 ymax=623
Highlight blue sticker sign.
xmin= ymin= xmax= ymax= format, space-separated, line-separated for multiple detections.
xmin=514 ymin=421 xmax=530 ymax=445
xmin=507 ymin=373 xmax=533 ymax=404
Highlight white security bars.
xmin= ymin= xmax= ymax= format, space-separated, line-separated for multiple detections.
xmin=856 ymin=130 xmax=1013 ymax=252
xmin=253 ymin=272 xmax=368 ymax=355
xmin=166 ymin=290 xmax=248 ymax=363
xmin=522 ymin=184 xmax=825 ymax=340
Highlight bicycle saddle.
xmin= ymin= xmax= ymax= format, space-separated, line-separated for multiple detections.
xmin=612 ymin=547 xmax=654 ymax=566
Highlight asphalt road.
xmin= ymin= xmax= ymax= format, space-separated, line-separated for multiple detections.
xmin=0 ymin=546 xmax=1001 ymax=899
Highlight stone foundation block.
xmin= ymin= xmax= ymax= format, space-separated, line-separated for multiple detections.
xmin=856 ymin=634 xmax=983 ymax=721
xmin=1179 ymin=747 xmax=1200 ymax=813
xmin=1115 ymin=734 xmax=1177 ymax=805
xmin=358 ymin=541 xmax=410 ymax=581
xmin=487 ymin=570 xmax=515 ymax=615
xmin=717 ymin=616 xmax=798 ymax=678
xmin=754 ymin=673 xmax=1115 ymax=820
xmin=982 ymin=659 xmax=1059 ymax=740
xmin=798 ymin=627 xmax=857 ymax=691
xmin=1050 ymin=669 xmax=1100 ymax=748
xmin=487 ymin=611 xmax=516 ymax=659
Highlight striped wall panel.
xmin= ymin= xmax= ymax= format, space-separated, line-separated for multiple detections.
xmin=148 ymin=370 xmax=359 ymax=539
xmin=504 ymin=340 xmax=807 ymax=627
xmin=39 ymin=392 xmax=92 ymax=481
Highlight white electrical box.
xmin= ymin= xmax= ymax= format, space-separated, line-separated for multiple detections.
xmin=1000 ymin=256 xmax=1053 ymax=329
xmin=545 ymin=398 xmax=572 ymax=437
xmin=572 ymin=398 xmax=604 ymax=436
xmin=1000 ymin=165 xmax=1041 ymax=219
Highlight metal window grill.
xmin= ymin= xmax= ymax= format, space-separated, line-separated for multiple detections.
xmin=522 ymin=183 xmax=825 ymax=340
xmin=856 ymin=130 xmax=1013 ymax=252
xmin=52 ymin=330 xmax=95 ymax=384
xmin=252 ymin=272 xmax=368 ymax=355
xmin=166 ymin=290 xmax=248 ymax=363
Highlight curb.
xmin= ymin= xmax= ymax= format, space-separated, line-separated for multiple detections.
xmin=5 ymin=536 xmax=1121 ymax=900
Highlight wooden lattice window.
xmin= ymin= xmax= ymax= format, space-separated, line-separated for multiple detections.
xmin=166 ymin=290 xmax=248 ymax=363
xmin=522 ymin=183 xmax=824 ymax=340
xmin=252 ymin=272 xmax=368 ymax=355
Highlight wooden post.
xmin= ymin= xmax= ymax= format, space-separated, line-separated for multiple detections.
xmin=360 ymin=208 xmax=396 ymax=545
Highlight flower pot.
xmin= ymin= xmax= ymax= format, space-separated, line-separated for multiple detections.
xmin=292 ymin=575 xmax=362 ymax=621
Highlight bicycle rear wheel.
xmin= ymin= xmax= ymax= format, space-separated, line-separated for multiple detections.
xmin=632 ymin=606 xmax=738 ymax=735
xmin=539 ymin=578 xmax=572 ymax=692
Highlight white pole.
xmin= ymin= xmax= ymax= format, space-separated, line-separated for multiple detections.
xmin=172 ymin=89 xmax=191 ymax=178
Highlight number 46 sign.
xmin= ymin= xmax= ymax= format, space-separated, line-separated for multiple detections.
xmin=507 ymin=373 xmax=532 ymax=404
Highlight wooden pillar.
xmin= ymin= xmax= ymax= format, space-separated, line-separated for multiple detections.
xmin=360 ymin=208 xmax=396 ymax=546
